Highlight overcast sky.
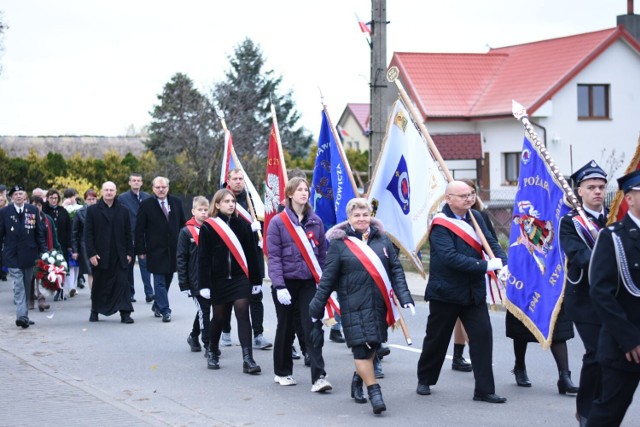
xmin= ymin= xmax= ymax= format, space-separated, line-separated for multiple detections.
xmin=0 ymin=0 xmax=629 ymax=140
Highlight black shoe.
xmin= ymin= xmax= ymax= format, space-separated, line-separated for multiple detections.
xmin=329 ymin=329 xmax=346 ymax=343
xmin=151 ymin=304 xmax=161 ymax=318
xmin=512 ymin=368 xmax=532 ymax=387
xmin=292 ymin=346 xmax=301 ymax=360
xmin=207 ymin=346 xmax=220 ymax=370
xmin=89 ymin=312 xmax=99 ymax=322
xmin=473 ymin=393 xmax=507 ymax=403
xmin=242 ymin=347 xmax=261 ymax=374
xmin=162 ymin=313 xmax=172 ymax=323
xmin=188 ymin=335 xmax=202 ymax=352
xmin=351 ymin=372 xmax=367 ymax=404
xmin=28 ymin=320 xmax=35 ymax=325
xmin=120 ymin=315 xmax=134 ymax=324
xmin=146 ymin=294 xmax=155 ymax=303
xmin=452 ymin=355 xmax=473 ymax=372
xmin=15 ymin=318 xmax=30 ymax=329
xmin=557 ymin=370 xmax=579 ymax=395
xmin=416 ymin=383 xmax=431 ymax=395
xmin=367 ymin=384 xmax=386 ymax=414
xmin=303 ymin=352 xmax=311 ymax=367
xmin=376 ymin=343 xmax=391 ymax=358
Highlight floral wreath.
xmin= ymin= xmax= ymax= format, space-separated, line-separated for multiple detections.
xmin=34 ymin=249 xmax=68 ymax=293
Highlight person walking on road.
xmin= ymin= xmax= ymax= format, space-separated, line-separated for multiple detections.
xmin=84 ymin=181 xmax=134 ymax=324
xmin=310 ymin=197 xmax=414 ymax=414
xmin=416 ymin=180 xmax=508 ymax=403
xmin=135 ymin=176 xmax=185 ymax=323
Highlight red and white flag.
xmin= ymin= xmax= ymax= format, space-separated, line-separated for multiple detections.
xmin=264 ymin=108 xmax=288 ymax=255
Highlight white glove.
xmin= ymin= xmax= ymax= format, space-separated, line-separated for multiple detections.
xmin=311 ymin=317 xmax=318 ymax=323
xmin=486 ymin=258 xmax=503 ymax=272
xmin=251 ymin=221 xmax=261 ymax=232
xmin=199 ymin=288 xmax=211 ymax=299
xmin=252 ymin=285 xmax=262 ymax=295
xmin=258 ymin=239 xmax=263 ymax=249
xmin=276 ymin=288 xmax=292 ymax=305
xmin=181 ymin=289 xmax=191 ymax=297
xmin=498 ymin=266 xmax=509 ymax=282
xmin=403 ymin=303 xmax=416 ymax=316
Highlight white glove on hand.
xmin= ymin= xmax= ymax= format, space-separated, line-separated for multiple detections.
xmin=251 ymin=285 xmax=262 ymax=295
xmin=251 ymin=221 xmax=261 ymax=232
xmin=181 ymin=289 xmax=191 ymax=297
xmin=486 ymin=258 xmax=503 ymax=272
xmin=403 ymin=303 xmax=416 ymax=316
xmin=311 ymin=317 xmax=318 ymax=323
xmin=498 ymin=266 xmax=510 ymax=282
xmin=258 ymin=239 xmax=263 ymax=249
xmin=199 ymin=288 xmax=211 ymax=299
xmin=276 ymin=288 xmax=292 ymax=305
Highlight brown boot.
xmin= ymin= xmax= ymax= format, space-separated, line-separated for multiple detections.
xmin=38 ymin=295 xmax=50 ymax=312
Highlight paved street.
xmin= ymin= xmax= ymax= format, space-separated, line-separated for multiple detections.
xmin=1 ymin=266 xmax=638 ymax=426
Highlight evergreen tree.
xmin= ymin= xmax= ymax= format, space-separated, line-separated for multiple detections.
xmin=212 ymin=38 xmax=313 ymax=188
xmin=146 ymin=72 xmax=218 ymax=194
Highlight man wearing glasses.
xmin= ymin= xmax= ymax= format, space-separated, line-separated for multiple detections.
xmin=416 ymin=180 xmax=508 ymax=403
xmin=135 ymin=176 xmax=186 ymax=323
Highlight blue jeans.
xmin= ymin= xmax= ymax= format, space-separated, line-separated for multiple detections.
xmin=152 ymin=273 xmax=173 ymax=315
xmin=10 ymin=267 xmax=32 ymax=321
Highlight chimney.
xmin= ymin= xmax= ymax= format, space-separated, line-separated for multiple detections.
xmin=618 ymin=0 xmax=640 ymax=42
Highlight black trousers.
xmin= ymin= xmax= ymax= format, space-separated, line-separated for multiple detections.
xmin=191 ymin=295 xmax=211 ymax=347
xmin=271 ymin=279 xmax=326 ymax=383
xmin=586 ymin=365 xmax=639 ymax=427
xmin=417 ymin=300 xmax=495 ymax=396
xmin=574 ymin=321 xmax=602 ymax=419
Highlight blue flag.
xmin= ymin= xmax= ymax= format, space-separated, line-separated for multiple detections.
xmin=505 ymin=135 xmax=570 ymax=348
xmin=310 ymin=110 xmax=357 ymax=230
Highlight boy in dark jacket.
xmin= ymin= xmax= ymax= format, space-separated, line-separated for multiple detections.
xmin=177 ymin=196 xmax=212 ymax=356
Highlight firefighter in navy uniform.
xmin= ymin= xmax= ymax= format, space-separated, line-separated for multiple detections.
xmin=559 ymin=160 xmax=608 ymax=425
xmin=587 ymin=169 xmax=640 ymax=427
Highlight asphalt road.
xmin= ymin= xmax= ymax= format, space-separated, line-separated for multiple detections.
xmin=0 ymin=266 xmax=638 ymax=427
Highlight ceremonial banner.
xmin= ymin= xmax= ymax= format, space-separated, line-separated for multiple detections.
xmin=607 ymin=139 xmax=640 ymax=224
xmin=366 ymin=99 xmax=447 ymax=275
xmin=219 ymin=130 xmax=265 ymax=221
xmin=310 ymin=109 xmax=358 ymax=230
xmin=505 ymin=135 xmax=570 ymax=348
xmin=264 ymin=122 xmax=287 ymax=254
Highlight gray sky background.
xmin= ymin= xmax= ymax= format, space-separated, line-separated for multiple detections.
xmin=0 ymin=0 xmax=628 ymax=140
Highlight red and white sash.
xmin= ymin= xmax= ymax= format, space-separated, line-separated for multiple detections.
xmin=235 ymin=204 xmax=252 ymax=224
xmin=187 ymin=224 xmax=200 ymax=246
xmin=278 ymin=211 xmax=340 ymax=322
xmin=431 ymin=213 xmax=503 ymax=307
xmin=343 ymin=237 xmax=400 ymax=327
xmin=205 ymin=217 xmax=249 ymax=278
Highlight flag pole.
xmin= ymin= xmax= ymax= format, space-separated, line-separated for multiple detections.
xmin=270 ymin=102 xmax=289 ymax=183
xmin=386 ymin=66 xmax=499 ymax=260
xmin=319 ymin=91 xmax=360 ymax=196
xmin=215 ymin=106 xmax=262 ymax=242
xmin=512 ymin=100 xmax=597 ymax=239
xmin=392 ymin=293 xmax=412 ymax=345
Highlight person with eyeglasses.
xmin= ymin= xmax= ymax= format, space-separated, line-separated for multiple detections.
xmin=416 ymin=180 xmax=508 ymax=403
xmin=135 ymin=176 xmax=186 ymax=323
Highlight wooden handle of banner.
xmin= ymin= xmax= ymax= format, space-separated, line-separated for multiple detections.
xmin=387 ymin=66 xmax=499 ymax=262
xmin=393 ymin=293 xmax=412 ymax=346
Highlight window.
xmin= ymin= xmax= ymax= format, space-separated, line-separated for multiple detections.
xmin=503 ymin=152 xmax=520 ymax=186
xmin=577 ymin=84 xmax=609 ymax=119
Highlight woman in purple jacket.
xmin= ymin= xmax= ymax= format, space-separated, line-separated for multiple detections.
xmin=267 ymin=177 xmax=331 ymax=393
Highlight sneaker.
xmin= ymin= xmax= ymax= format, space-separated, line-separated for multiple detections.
xmin=187 ymin=335 xmax=202 ymax=352
xmin=220 ymin=332 xmax=233 ymax=347
xmin=253 ymin=334 xmax=273 ymax=350
xmin=311 ymin=376 xmax=332 ymax=393
xmin=274 ymin=375 xmax=297 ymax=386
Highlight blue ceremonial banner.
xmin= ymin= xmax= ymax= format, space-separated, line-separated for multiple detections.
xmin=310 ymin=110 xmax=357 ymax=230
xmin=505 ymin=135 xmax=570 ymax=348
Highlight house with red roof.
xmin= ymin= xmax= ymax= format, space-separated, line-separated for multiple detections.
xmin=341 ymin=10 xmax=640 ymax=197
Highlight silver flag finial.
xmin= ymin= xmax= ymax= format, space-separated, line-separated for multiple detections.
xmin=512 ymin=100 xmax=527 ymax=121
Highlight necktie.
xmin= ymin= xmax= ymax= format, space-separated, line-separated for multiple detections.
xmin=597 ymin=214 xmax=604 ymax=225
xmin=161 ymin=201 xmax=169 ymax=219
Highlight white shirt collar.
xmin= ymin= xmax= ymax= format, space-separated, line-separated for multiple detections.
xmin=628 ymin=211 xmax=640 ymax=228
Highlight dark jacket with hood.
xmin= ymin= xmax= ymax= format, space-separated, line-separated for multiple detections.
xmin=309 ymin=218 xmax=414 ymax=347
xmin=177 ymin=217 xmax=201 ymax=295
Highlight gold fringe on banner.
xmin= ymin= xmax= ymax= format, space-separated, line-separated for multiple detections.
xmin=607 ymin=138 xmax=640 ymax=225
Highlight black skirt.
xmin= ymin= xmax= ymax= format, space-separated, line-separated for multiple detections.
xmin=211 ymin=275 xmax=251 ymax=305
xmin=505 ymin=306 xmax=574 ymax=343
xmin=91 ymin=265 xmax=133 ymax=316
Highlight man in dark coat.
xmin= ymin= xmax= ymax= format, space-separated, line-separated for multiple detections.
xmin=84 ymin=181 xmax=134 ymax=323
xmin=587 ymin=169 xmax=640 ymax=426
xmin=559 ymin=160 xmax=608 ymax=424
xmin=118 ymin=173 xmax=153 ymax=303
xmin=0 ymin=185 xmax=47 ymax=328
xmin=135 ymin=176 xmax=186 ymax=323
xmin=416 ymin=180 xmax=508 ymax=403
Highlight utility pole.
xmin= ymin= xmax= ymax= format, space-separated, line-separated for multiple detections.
xmin=369 ymin=0 xmax=387 ymax=177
